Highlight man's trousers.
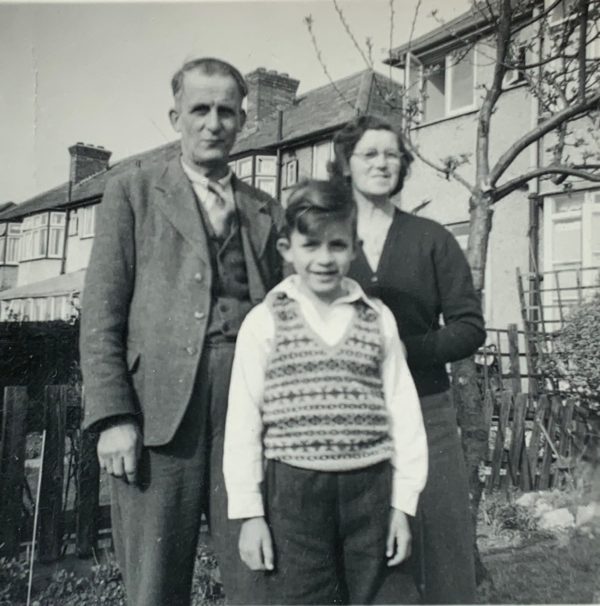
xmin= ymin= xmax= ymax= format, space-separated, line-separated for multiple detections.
xmin=109 ymin=341 xmax=266 ymax=606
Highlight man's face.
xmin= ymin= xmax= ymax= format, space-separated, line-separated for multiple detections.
xmin=169 ymin=70 xmax=246 ymax=176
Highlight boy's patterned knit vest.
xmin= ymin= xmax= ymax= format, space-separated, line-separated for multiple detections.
xmin=262 ymin=291 xmax=393 ymax=471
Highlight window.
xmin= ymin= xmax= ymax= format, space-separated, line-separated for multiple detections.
xmin=48 ymin=212 xmax=65 ymax=258
xmin=256 ymin=177 xmax=276 ymax=197
xmin=19 ymin=212 xmax=65 ymax=261
xmin=80 ymin=206 xmax=96 ymax=238
xmin=503 ymin=45 xmax=527 ymax=88
xmin=285 ymin=159 xmax=298 ymax=187
xmin=543 ymin=189 xmax=600 ymax=322
xmin=548 ymin=0 xmax=578 ymax=26
xmin=312 ymin=141 xmax=333 ymax=179
xmin=68 ymin=210 xmax=79 ymax=236
xmin=419 ymin=46 xmax=477 ymax=123
xmin=256 ymin=156 xmax=276 ymax=176
xmin=237 ymin=157 xmax=253 ymax=179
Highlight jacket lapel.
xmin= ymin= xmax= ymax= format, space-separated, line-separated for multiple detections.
xmin=154 ymin=156 xmax=210 ymax=259
xmin=234 ymin=176 xmax=273 ymax=303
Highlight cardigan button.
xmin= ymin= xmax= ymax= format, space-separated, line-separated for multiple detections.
xmin=194 ymin=311 xmax=205 ymax=320
xmin=194 ymin=272 xmax=203 ymax=282
xmin=186 ymin=346 xmax=197 ymax=356
xmin=371 ymin=275 xmax=378 ymax=283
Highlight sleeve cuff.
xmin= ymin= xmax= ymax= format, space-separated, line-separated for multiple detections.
xmin=227 ymin=491 xmax=265 ymax=520
xmin=391 ymin=478 xmax=421 ymax=516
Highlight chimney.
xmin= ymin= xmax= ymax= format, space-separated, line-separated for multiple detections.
xmin=68 ymin=143 xmax=112 ymax=184
xmin=244 ymin=68 xmax=299 ymax=128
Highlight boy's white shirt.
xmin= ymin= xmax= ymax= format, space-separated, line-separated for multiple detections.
xmin=223 ymin=274 xmax=428 ymax=519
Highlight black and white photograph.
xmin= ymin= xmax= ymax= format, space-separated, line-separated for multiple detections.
xmin=0 ymin=0 xmax=599 ymax=604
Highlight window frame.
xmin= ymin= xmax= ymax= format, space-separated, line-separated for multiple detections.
xmin=445 ymin=46 xmax=478 ymax=117
xmin=80 ymin=205 xmax=97 ymax=239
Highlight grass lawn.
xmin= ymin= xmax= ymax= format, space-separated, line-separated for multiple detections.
xmin=477 ymin=533 xmax=600 ymax=604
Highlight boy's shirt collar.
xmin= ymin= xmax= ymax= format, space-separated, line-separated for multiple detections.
xmin=273 ymin=274 xmax=379 ymax=313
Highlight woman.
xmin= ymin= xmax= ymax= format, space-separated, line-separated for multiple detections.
xmin=329 ymin=114 xmax=485 ymax=605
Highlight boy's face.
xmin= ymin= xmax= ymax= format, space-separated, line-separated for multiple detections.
xmin=277 ymin=219 xmax=357 ymax=304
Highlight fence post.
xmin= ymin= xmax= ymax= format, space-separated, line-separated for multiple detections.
xmin=38 ymin=385 xmax=67 ymax=562
xmin=507 ymin=324 xmax=522 ymax=394
xmin=76 ymin=393 xmax=100 ymax=558
xmin=509 ymin=393 xmax=529 ymax=489
xmin=0 ymin=386 xmax=29 ymax=558
xmin=489 ymin=391 xmax=512 ymax=489
xmin=539 ymin=396 xmax=561 ymax=489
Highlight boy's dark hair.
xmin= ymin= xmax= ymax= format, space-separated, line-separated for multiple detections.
xmin=283 ymin=179 xmax=357 ymax=240
xmin=328 ymin=114 xmax=413 ymax=197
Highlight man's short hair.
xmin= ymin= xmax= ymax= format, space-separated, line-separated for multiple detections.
xmin=171 ymin=57 xmax=248 ymax=102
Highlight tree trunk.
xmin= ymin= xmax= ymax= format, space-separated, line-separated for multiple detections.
xmin=453 ymin=192 xmax=495 ymax=585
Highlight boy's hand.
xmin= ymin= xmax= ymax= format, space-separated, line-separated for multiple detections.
xmin=386 ymin=508 xmax=412 ymax=566
xmin=239 ymin=517 xmax=275 ymax=571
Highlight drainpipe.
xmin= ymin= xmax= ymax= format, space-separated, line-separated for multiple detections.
xmin=60 ymin=181 xmax=72 ymax=275
xmin=276 ymin=109 xmax=284 ymax=200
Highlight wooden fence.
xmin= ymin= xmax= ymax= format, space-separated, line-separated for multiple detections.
xmin=484 ymin=390 xmax=590 ymax=490
xmin=0 ymin=385 xmax=106 ymax=561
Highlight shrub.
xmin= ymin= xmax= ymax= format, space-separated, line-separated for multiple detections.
xmin=0 ymin=557 xmax=28 ymax=606
xmin=36 ymin=561 xmax=125 ymax=606
xmin=538 ymin=293 xmax=600 ymax=415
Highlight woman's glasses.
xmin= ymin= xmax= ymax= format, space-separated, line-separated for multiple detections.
xmin=351 ymin=149 xmax=402 ymax=164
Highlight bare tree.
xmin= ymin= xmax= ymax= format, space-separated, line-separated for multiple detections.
xmin=306 ymin=0 xmax=600 ymax=584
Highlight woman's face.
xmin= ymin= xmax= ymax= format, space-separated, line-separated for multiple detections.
xmin=348 ymin=129 xmax=402 ymax=202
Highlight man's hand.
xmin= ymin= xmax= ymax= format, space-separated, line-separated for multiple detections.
xmin=386 ymin=508 xmax=412 ymax=566
xmin=97 ymin=420 xmax=142 ymax=484
xmin=239 ymin=517 xmax=274 ymax=571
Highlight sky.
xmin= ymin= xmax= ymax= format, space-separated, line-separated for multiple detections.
xmin=0 ymin=0 xmax=470 ymax=204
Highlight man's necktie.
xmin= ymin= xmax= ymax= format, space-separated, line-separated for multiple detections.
xmin=205 ymin=180 xmax=233 ymax=237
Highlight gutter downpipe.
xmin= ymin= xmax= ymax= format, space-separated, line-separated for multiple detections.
xmin=276 ymin=109 xmax=284 ymax=201
xmin=61 ymin=180 xmax=72 ymax=275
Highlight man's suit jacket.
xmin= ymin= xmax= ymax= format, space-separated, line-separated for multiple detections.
xmin=80 ymin=156 xmax=283 ymax=446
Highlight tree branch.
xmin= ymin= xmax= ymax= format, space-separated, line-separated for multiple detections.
xmin=490 ymin=88 xmax=600 ymax=186
xmin=405 ymin=135 xmax=475 ymax=193
xmin=332 ymin=0 xmax=372 ymax=68
xmin=303 ymin=15 xmax=356 ymax=112
xmin=476 ymin=0 xmax=512 ymax=183
xmin=493 ymin=165 xmax=600 ymax=201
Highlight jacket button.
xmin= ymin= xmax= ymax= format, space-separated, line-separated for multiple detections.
xmin=194 ymin=272 xmax=203 ymax=282
xmin=194 ymin=311 xmax=205 ymax=320
xmin=186 ymin=346 xmax=197 ymax=355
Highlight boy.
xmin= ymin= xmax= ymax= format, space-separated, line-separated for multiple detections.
xmin=223 ymin=180 xmax=428 ymax=605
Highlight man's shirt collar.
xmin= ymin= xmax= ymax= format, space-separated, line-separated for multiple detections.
xmin=180 ymin=158 xmax=233 ymax=189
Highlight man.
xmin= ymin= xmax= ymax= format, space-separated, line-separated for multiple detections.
xmin=80 ymin=57 xmax=283 ymax=606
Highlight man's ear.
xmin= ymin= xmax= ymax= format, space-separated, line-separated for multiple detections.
xmin=169 ymin=108 xmax=181 ymax=133
xmin=238 ymin=108 xmax=247 ymax=132
xmin=276 ymin=237 xmax=292 ymax=262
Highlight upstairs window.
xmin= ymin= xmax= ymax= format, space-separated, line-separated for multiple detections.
xmin=416 ymin=46 xmax=477 ymax=124
xmin=548 ymin=0 xmax=578 ymax=26
xmin=80 ymin=206 xmax=96 ymax=238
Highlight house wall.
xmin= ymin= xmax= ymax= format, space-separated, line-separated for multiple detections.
xmin=0 ymin=266 xmax=18 ymax=291
xmin=399 ymin=74 xmax=535 ymax=331
xmin=17 ymin=259 xmax=62 ymax=287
